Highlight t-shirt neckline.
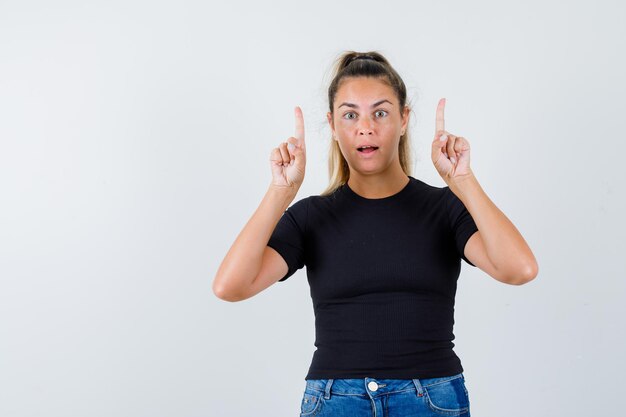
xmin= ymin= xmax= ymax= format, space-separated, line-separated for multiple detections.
xmin=342 ymin=176 xmax=414 ymax=205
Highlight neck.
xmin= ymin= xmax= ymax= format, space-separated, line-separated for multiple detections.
xmin=347 ymin=166 xmax=409 ymax=199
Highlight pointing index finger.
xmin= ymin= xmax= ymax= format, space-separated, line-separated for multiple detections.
xmin=435 ymin=98 xmax=445 ymax=134
xmin=294 ymin=106 xmax=305 ymax=143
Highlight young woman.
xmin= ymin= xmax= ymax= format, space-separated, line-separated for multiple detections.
xmin=213 ymin=51 xmax=538 ymax=417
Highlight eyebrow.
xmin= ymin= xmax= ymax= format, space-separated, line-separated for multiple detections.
xmin=338 ymin=99 xmax=393 ymax=109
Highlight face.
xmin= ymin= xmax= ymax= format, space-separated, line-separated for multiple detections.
xmin=327 ymin=77 xmax=409 ymax=176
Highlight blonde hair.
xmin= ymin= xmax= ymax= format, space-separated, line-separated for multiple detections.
xmin=320 ymin=51 xmax=414 ymax=197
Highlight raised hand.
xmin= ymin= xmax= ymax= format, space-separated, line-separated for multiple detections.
xmin=270 ymin=106 xmax=306 ymax=189
xmin=431 ymin=98 xmax=473 ymax=183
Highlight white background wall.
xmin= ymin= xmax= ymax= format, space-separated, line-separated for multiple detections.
xmin=1 ymin=0 xmax=624 ymax=416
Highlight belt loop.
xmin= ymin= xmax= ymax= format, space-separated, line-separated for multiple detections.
xmin=324 ymin=379 xmax=334 ymax=400
xmin=412 ymin=378 xmax=425 ymax=397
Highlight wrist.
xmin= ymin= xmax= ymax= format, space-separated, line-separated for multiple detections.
xmin=267 ymin=183 xmax=299 ymax=206
xmin=447 ymin=171 xmax=480 ymax=199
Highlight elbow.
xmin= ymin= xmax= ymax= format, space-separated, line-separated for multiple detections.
xmin=213 ymin=286 xmax=244 ymax=302
xmin=212 ymin=278 xmax=245 ymax=302
xmin=506 ymin=261 xmax=539 ymax=286
xmin=213 ymin=285 xmax=231 ymax=302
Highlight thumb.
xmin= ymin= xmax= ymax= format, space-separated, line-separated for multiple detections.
xmin=431 ymin=131 xmax=448 ymax=160
xmin=286 ymin=137 xmax=306 ymax=180
xmin=287 ymin=137 xmax=306 ymax=165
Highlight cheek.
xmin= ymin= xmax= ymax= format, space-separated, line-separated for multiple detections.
xmin=335 ymin=119 xmax=353 ymax=131
xmin=335 ymin=140 xmax=349 ymax=155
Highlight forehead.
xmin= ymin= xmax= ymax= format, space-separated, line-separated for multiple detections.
xmin=335 ymin=77 xmax=394 ymax=103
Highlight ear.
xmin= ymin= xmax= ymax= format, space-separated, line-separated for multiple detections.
xmin=401 ymin=105 xmax=410 ymax=133
xmin=327 ymin=111 xmax=336 ymax=140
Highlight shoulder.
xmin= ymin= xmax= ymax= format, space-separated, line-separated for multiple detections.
xmin=404 ymin=176 xmax=450 ymax=204
xmin=406 ymin=176 xmax=443 ymax=192
xmin=284 ymin=192 xmax=337 ymax=219
xmin=287 ymin=195 xmax=311 ymax=210
xmin=412 ymin=177 xmax=459 ymax=202
xmin=305 ymin=186 xmax=344 ymax=208
xmin=282 ymin=195 xmax=312 ymax=226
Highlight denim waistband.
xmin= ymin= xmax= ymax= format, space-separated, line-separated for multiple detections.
xmin=305 ymin=373 xmax=464 ymax=400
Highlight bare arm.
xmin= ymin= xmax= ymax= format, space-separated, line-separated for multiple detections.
xmin=452 ymin=174 xmax=538 ymax=285
xmin=431 ymin=98 xmax=538 ymax=285
xmin=212 ymin=185 xmax=297 ymax=301
xmin=213 ymin=106 xmax=307 ymax=301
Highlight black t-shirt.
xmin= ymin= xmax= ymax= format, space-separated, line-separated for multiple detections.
xmin=267 ymin=175 xmax=479 ymax=380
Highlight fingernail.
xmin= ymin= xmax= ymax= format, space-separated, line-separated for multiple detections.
xmin=288 ymin=143 xmax=295 ymax=151
xmin=451 ymin=157 xmax=456 ymax=164
xmin=440 ymin=134 xmax=447 ymax=141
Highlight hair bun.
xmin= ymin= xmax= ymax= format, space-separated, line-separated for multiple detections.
xmin=348 ymin=54 xmax=377 ymax=64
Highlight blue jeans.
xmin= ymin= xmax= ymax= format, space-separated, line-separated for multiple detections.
xmin=299 ymin=372 xmax=470 ymax=417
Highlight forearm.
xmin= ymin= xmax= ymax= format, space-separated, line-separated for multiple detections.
xmin=213 ymin=184 xmax=298 ymax=299
xmin=449 ymin=172 xmax=538 ymax=280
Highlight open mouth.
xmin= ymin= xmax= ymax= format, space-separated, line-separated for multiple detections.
xmin=357 ymin=146 xmax=379 ymax=153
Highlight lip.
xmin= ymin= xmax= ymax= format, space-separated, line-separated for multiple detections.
xmin=356 ymin=147 xmax=379 ymax=158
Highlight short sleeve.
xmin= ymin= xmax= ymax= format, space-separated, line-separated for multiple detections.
xmin=267 ymin=197 xmax=309 ymax=282
xmin=444 ymin=187 xmax=479 ymax=267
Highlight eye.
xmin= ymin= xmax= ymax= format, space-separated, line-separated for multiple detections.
xmin=375 ymin=110 xmax=388 ymax=117
xmin=343 ymin=112 xmax=357 ymax=120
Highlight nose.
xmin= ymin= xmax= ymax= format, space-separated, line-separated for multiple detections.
xmin=358 ymin=118 xmax=373 ymax=135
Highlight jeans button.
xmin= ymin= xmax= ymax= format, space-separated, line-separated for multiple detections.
xmin=368 ymin=381 xmax=379 ymax=391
